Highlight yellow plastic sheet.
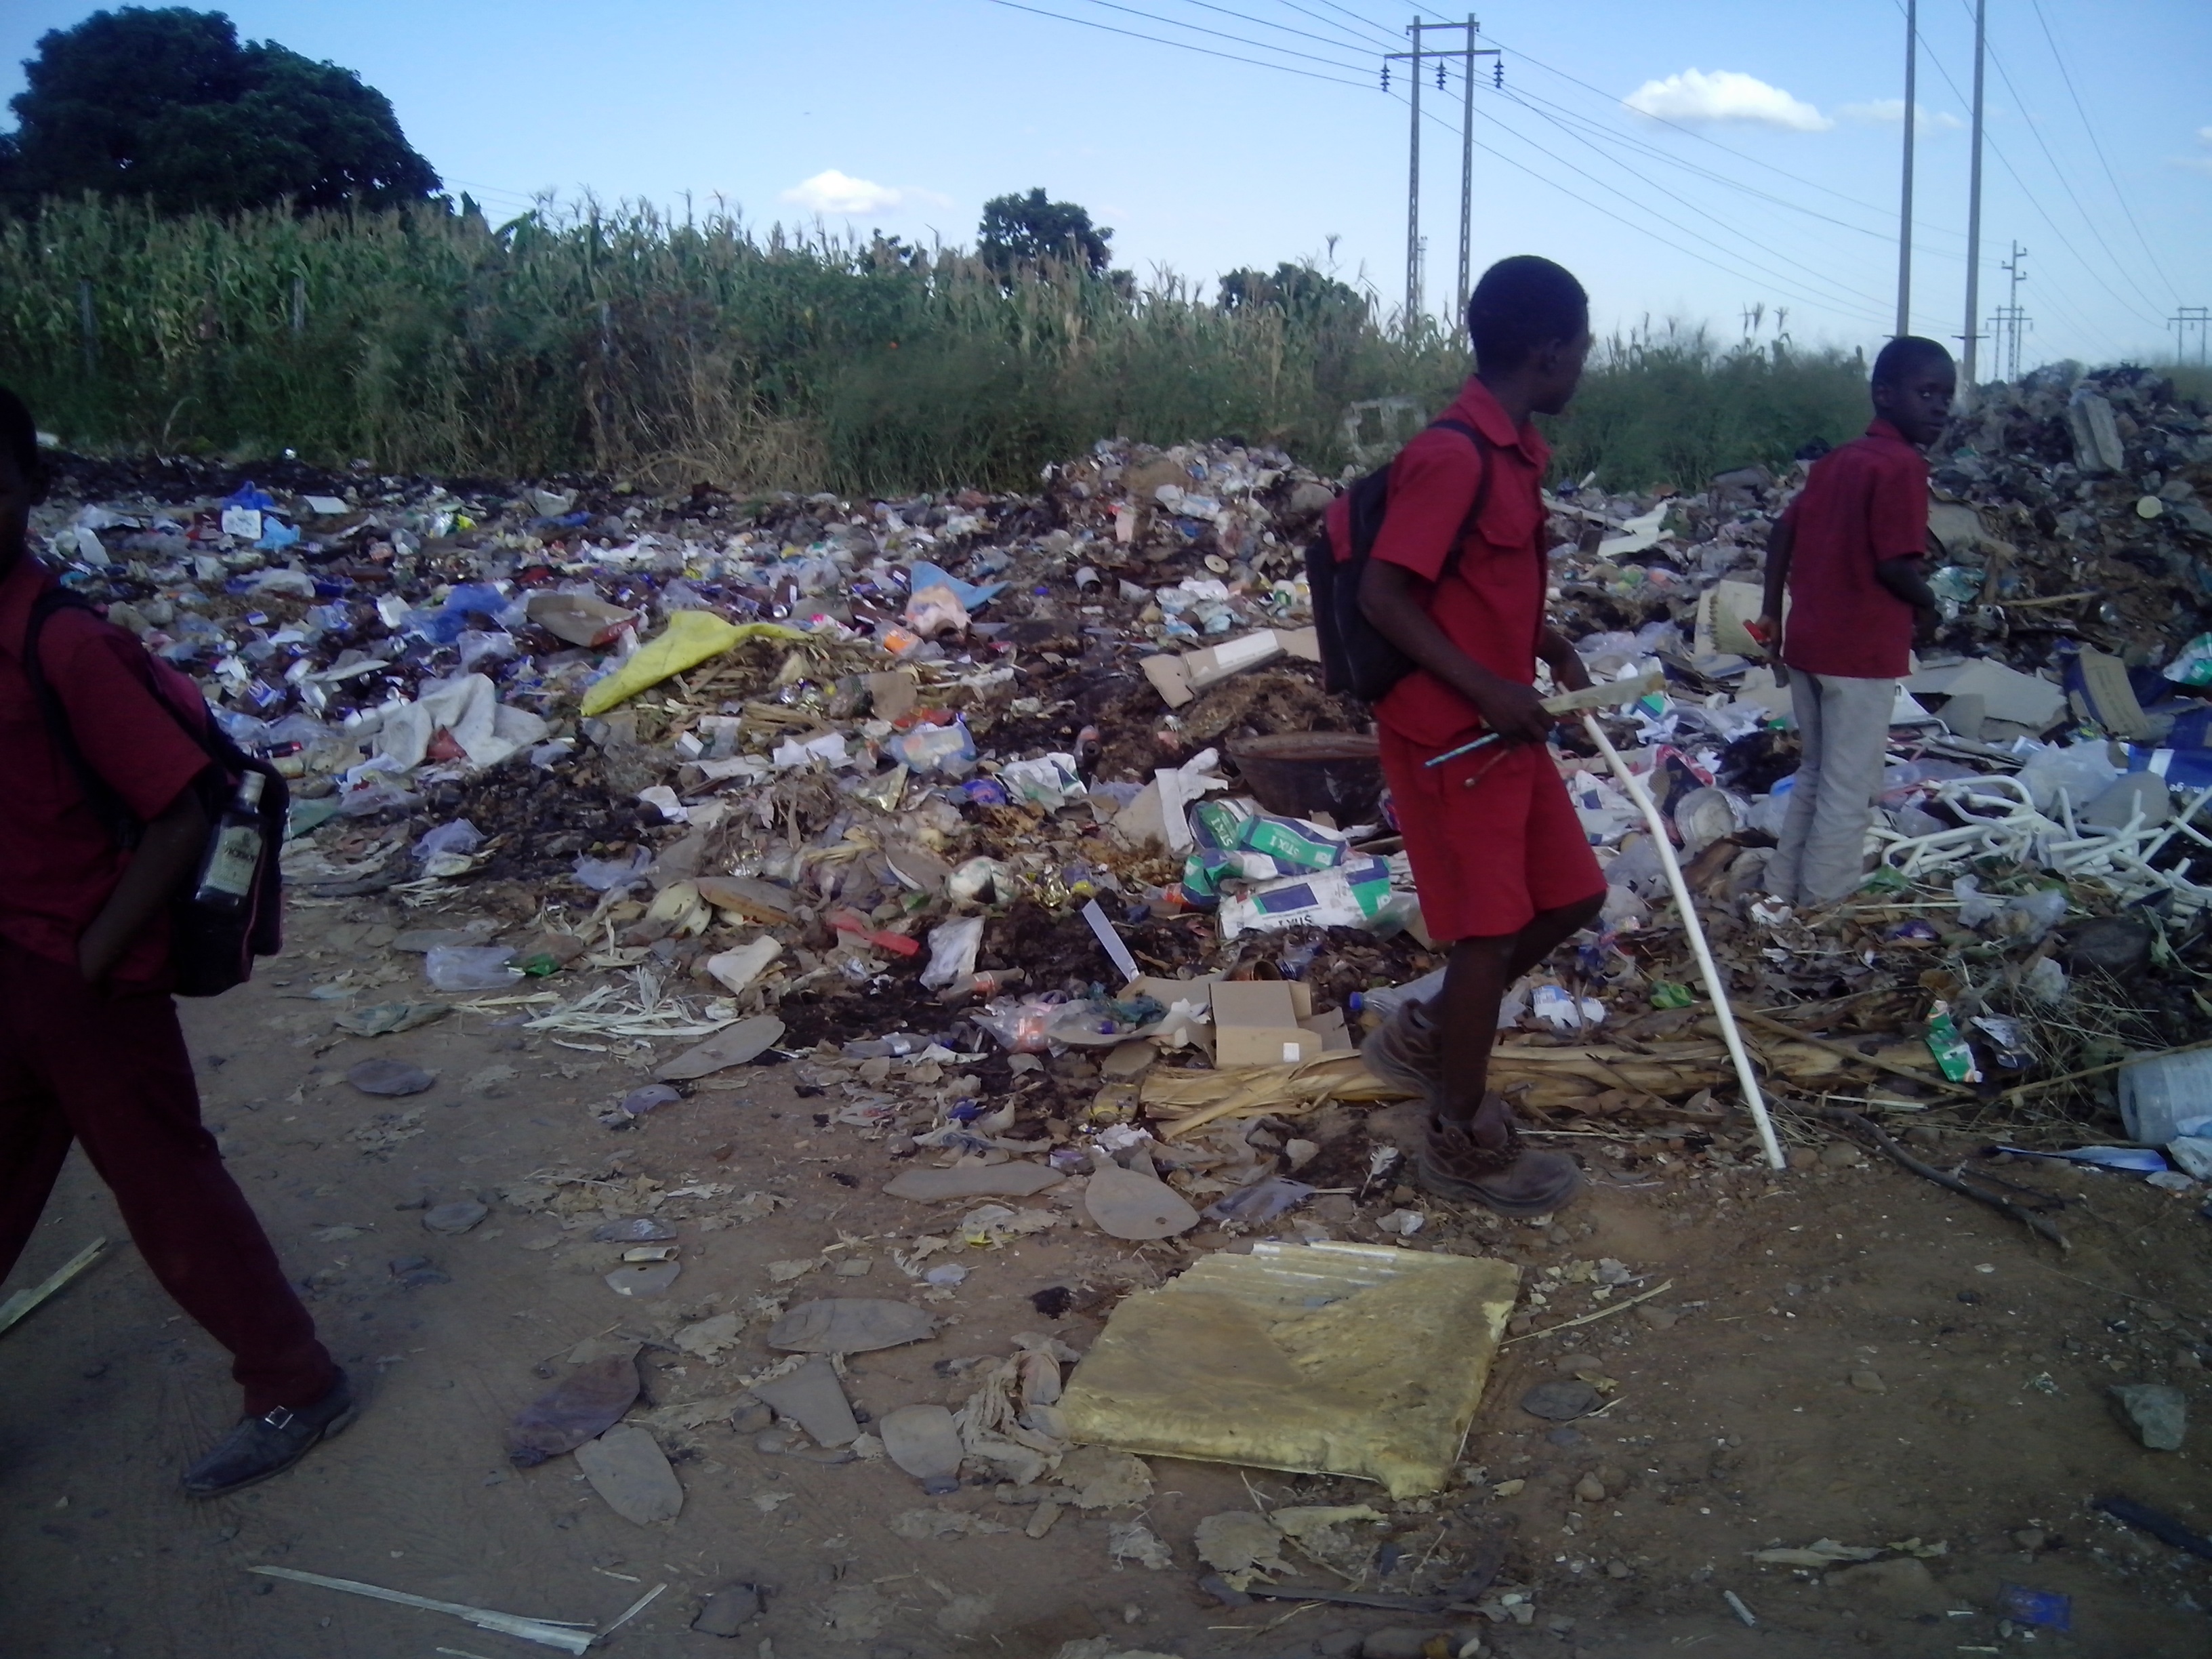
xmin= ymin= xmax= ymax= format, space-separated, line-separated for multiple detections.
xmin=579 ymin=613 xmax=808 ymax=717
xmin=1059 ymin=1241 xmax=1518 ymax=1498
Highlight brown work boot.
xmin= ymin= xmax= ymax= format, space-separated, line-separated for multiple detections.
xmin=1415 ymin=1098 xmax=1582 ymax=1218
xmin=1359 ymin=997 xmax=1441 ymax=1107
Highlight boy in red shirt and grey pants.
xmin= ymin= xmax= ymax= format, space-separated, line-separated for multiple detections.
xmin=1345 ymin=257 xmax=1603 ymax=1216
xmin=0 ymin=386 xmax=353 ymax=1497
xmin=1757 ymin=337 xmax=1954 ymax=906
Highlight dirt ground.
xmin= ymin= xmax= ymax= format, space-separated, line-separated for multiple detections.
xmin=3 ymin=895 xmax=2209 ymax=1659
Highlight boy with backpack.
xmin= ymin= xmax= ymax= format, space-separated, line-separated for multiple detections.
xmin=1322 ymin=256 xmax=1602 ymax=1215
xmin=1754 ymin=337 xmax=1952 ymax=907
xmin=0 ymin=386 xmax=352 ymax=1497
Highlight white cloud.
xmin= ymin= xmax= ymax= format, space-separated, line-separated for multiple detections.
xmin=2200 ymin=125 xmax=2212 ymax=143
xmin=1623 ymin=68 xmax=1832 ymax=132
xmin=1839 ymin=98 xmax=1964 ymax=133
xmin=780 ymin=169 xmax=903 ymax=216
xmin=2174 ymin=126 xmax=2212 ymax=173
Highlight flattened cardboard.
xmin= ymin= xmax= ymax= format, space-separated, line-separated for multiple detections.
xmin=1211 ymin=981 xmax=1320 ymax=1068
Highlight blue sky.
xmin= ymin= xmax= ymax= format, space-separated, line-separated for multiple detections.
xmin=5 ymin=0 xmax=2206 ymax=368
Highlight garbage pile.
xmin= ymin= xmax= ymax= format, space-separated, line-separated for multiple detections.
xmin=26 ymin=363 xmax=2212 ymax=1203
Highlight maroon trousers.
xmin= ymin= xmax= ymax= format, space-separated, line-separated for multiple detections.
xmin=0 ymin=936 xmax=334 ymax=1416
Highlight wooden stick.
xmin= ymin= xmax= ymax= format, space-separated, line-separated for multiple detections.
xmin=1740 ymin=1010 xmax=1978 ymax=1098
xmin=1502 ymin=1278 xmax=1675 ymax=1345
xmin=0 ymin=1238 xmax=106 ymax=1338
xmin=1582 ymin=714 xmax=1785 ymax=1169
xmin=1801 ymin=1103 xmax=2067 ymax=1251
xmin=1996 ymin=1034 xmax=2212 ymax=1103
xmin=245 ymin=1568 xmax=594 ymax=1653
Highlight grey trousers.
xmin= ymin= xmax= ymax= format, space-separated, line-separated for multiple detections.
xmin=1767 ymin=672 xmax=1896 ymax=905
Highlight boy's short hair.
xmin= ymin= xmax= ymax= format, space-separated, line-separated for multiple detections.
xmin=1466 ymin=256 xmax=1589 ymax=371
xmin=0 ymin=386 xmax=39 ymax=480
xmin=1871 ymin=335 xmax=1953 ymax=387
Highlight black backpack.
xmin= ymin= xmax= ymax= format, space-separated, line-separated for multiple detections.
xmin=1305 ymin=417 xmax=1494 ymax=702
xmin=20 ymin=588 xmax=287 ymax=996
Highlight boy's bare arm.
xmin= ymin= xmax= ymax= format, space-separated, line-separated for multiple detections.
xmin=1758 ymin=515 xmax=1795 ymax=629
xmin=1536 ymin=626 xmax=1592 ymax=693
xmin=1875 ymin=555 xmax=1940 ymax=644
xmin=77 ymin=787 xmax=207 ymax=987
xmin=1358 ymin=558 xmax=1553 ymax=743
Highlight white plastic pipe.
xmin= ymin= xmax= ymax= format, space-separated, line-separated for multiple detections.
xmin=1582 ymin=714 xmax=1786 ymax=1170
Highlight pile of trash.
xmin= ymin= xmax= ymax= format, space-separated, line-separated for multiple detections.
xmin=25 ymin=364 xmax=2212 ymax=1194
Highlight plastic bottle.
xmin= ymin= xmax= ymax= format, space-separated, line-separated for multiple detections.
xmin=2116 ymin=1051 xmax=2212 ymax=1144
xmin=192 ymin=773 xmax=266 ymax=912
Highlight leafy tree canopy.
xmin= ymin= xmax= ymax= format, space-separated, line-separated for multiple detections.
xmin=977 ymin=188 xmax=1111 ymax=276
xmin=1218 ymin=262 xmax=1370 ymax=325
xmin=0 ymin=6 xmax=441 ymax=215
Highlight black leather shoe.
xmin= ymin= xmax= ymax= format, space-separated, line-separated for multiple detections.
xmin=182 ymin=1372 xmax=357 ymax=1498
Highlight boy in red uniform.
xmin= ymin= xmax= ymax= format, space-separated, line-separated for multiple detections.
xmin=1755 ymin=337 xmax=1952 ymax=906
xmin=0 ymin=387 xmax=353 ymax=1496
xmin=1349 ymin=256 xmax=1602 ymax=1214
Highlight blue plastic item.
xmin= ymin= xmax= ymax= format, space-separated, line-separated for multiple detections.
xmin=1995 ymin=1584 xmax=2070 ymax=1631
xmin=1995 ymin=1144 xmax=2169 ymax=1174
xmin=906 ymin=560 xmax=1006 ymax=611
xmin=222 ymin=481 xmax=276 ymax=510
xmin=255 ymin=518 xmax=300 ymax=552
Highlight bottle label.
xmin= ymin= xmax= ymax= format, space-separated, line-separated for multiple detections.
xmin=201 ymin=826 xmax=262 ymax=898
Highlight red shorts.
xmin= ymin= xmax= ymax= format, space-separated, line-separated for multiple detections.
xmin=1380 ymin=728 xmax=1605 ymax=942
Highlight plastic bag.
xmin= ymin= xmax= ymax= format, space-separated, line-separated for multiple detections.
xmin=1202 ymin=1177 xmax=1316 ymax=1225
xmin=885 ymin=719 xmax=977 ymax=777
xmin=413 ymin=819 xmax=485 ymax=861
xmin=2161 ymin=632 xmax=2212 ymax=687
xmin=920 ymin=916 xmax=984 ymax=991
xmin=2017 ymin=739 xmax=2119 ymax=813
xmin=1996 ymin=888 xmax=2068 ymax=942
xmin=574 ymin=847 xmax=653 ymax=893
xmin=1952 ymin=874 xmax=2002 ymax=926
xmin=424 ymin=945 xmax=523 ymax=991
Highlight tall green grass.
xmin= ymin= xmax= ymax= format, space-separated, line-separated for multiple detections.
xmin=0 ymin=195 xmax=1877 ymax=493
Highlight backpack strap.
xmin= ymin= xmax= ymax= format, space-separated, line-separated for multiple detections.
xmin=20 ymin=588 xmax=146 ymax=850
xmin=1426 ymin=417 xmax=1498 ymax=582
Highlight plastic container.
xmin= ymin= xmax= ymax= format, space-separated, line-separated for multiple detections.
xmin=2116 ymin=1050 xmax=2212 ymax=1145
xmin=1226 ymin=731 xmax=1383 ymax=824
xmin=424 ymin=945 xmax=523 ymax=991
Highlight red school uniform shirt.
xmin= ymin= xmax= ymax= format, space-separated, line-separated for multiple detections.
xmin=1778 ymin=418 xmax=1929 ymax=680
xmin=1322 ymin=376 xmax=1553 ymax=751
xmin=0 ymin=555 xmax=212 ymax=983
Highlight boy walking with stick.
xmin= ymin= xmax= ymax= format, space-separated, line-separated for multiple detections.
xmin=1350 ymin=256 xmax=1603 ymax=1215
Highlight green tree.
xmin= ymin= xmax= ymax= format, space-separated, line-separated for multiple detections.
xmin=977 ymin=187 xmax=1111 ymax=277
xmin=0 ymin=6 xmax=440 ymax=216
xmin=1217 ymin=262 xmax=1370 ymax=326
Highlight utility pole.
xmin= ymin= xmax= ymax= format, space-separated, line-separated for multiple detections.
xmin=1384 ymin=16 xmax=1497 ymax=334
xmin=1993 ymin=242 xmax=2029 ymax=380
xmin=2173 ymin=306 xmax=2211 ymax=367
xmin=1961 ymin=0 xmax=1987 ymax=386
xmin=1895 ymin=0 xmax=1916 ymax=336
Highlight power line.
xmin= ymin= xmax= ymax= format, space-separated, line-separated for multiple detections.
xmin=1451 ymin=94 xmax=1892 ymax=327
xmin=1896 ymin=3 xmax=2139 ymax=359
xmin=1499 ymin=81 xmax=1961 ymax=257
xmin=1161 ymin=0 xmax=1391 ymax=54
xmin=2027 ymin=0 xmax=2184 ymax=308
xmin=1956 ymin=0 xmax=2168 ymax=326
xmin=1477 ymin=28 xmax=1953 ymax=233
xmin=1061 ymin=0 xmax=1387 ymax=74
xmin=1282 ymin=0 xmax=1403 ymax=47
xmin=997 ymin=0 xmax=1925 ymax=336
xmin=1490 ymin=86 xmax=1896 ymax=321
xmin=983 ymin=0 xmax=1374 ymax=85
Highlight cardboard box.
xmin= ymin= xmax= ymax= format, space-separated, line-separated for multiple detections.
xmin=1210 ymin=980 xmax=1322 ymax=1068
